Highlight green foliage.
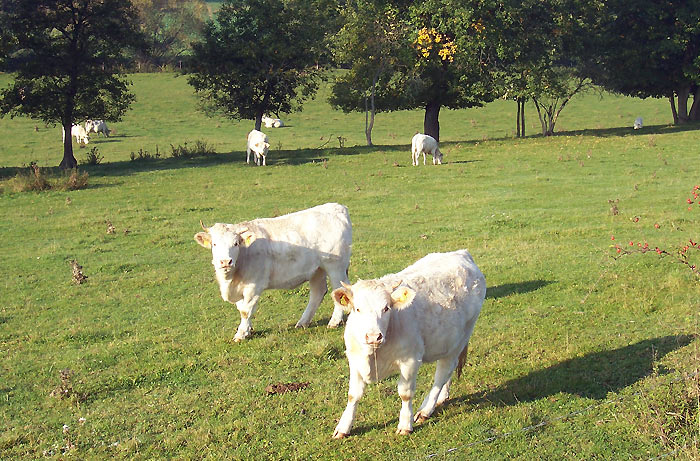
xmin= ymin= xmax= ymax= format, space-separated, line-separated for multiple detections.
xmin=187 ymin=0 xmax=333 ymax=129
xmin=81 ymin=147 xmax=103 ymax=166
xmin=593 ymin=0 xmax=700 ymax=122
xmin=132 ymin=0 xmax=209 ymax=71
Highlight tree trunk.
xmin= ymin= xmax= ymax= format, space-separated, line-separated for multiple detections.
xmin=677 ymin=85 xmax=690 ymax=123
xmin=424 ymin=101 xmax=441 ymax=142
xmin=254 ymin=112 xmax=262 ymax=131
xmin=521 ymin=99 xmax=525 ymax=137
xmin=364 ymin=94 xmax=375 ymax=147
xmin=59 ymin=122 xmax=77 ymax=169
xmin=669 ymin=94 xmax=679 ymax=124
xmin=689 ymin=87 xmax=700 ymax=121
xmin=516 ymin=99 xmax=521 ymax=138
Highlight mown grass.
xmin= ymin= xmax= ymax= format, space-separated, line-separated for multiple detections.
xmin=0 ymin=72 xmax=698 ymax=459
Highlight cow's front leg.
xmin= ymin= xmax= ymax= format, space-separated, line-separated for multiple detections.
xmin=234 ymin=292 xmax=260 ymax=342
xmin=396 ymin=359 xmax=419 ymax=435
xmin=333 ymin=368 xmax=365 ymax=439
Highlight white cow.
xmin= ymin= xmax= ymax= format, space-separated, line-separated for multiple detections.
xmin=411 ymin=133 xmax=443 ymax=166
xmin=194 ymin=203 xmax=352 ymax=342
xmin=247 ymin=129 xmax=270 ymax=166
xmin=633 ymin=117 xmax=643 ymax=130
xmin=62 ymin=124 xmax=89 ymax=144
xmin=262 ymin=115 xmax=284 ymax=128
xmin=331 ymin=250 xmax=486 ymax=437
xmin=85 ymin=119 xmax=110 ymax=137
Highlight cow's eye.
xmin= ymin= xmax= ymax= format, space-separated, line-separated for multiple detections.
xmin=382 ymin=305 xmax=390 ymax=313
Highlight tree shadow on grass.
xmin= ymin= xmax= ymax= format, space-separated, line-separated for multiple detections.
xmin=556 ymin=121 xmax=700 ymax=138
xmin=457 ymin=334 xmax=696 ymax=410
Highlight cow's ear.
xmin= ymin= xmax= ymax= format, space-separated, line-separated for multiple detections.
xmin=390 ymin=286 xmax=415 ymax=310
xmin=194 ymin=232 xmax=211 ymax=249
xmin=332 ymin=286 xmax=353 ymax=314
xmin=239 ymin=229 xmax=256 ymax=247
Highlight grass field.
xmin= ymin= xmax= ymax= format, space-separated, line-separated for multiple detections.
xmin=1 ymin=72 xmax=699 ymax=459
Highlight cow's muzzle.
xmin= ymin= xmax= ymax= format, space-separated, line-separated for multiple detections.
xmin=217 ymin=259 xmax=234 ymax=270
xmin=365 ymin=332 xmax=384 ymax=347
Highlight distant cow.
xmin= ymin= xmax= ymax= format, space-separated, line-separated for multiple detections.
xmin=62 ymin=124 xmax=89 ymax=145
xmin=194 ymin=203 xmax=352 ymax=342
xmin=247 ymin=129 xmax=270 ymax=166
xmin=634 ymin=117 xmax=643 ymax=130
xmin=262 ymin=115 xmax=284 ymax=128
xmin=85 ymin=119 xmax=110 ymax=137
xmin=411 ymin=133 xmax=443 ymax=166
xmin=331 ymin=250 xmax=486 ymax=437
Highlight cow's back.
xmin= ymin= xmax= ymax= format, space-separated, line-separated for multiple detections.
xmin=381 ymin=250 xmax=485 ymax=362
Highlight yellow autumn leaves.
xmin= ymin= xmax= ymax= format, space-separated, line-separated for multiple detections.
xmin=415 ymin=27 xmax=456 ymax=62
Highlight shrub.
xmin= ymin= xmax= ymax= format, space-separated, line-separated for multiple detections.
xmin=170 ymin=140 xmax=216 ymax=158
xmin=3 ymin=163 xmax=89 ymax=193
xmin=81 ymin=147 xmax=103 ymax=165
xmin=130 ymin=147 xmax=161 ymax=161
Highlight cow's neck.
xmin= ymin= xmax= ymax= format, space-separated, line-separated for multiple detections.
xmin=216 ymin=269 xmax=244 ymax=303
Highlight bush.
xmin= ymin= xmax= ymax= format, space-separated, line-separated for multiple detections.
xmin=170 ymin=140 xmax=216 ymax=158
xmin=130 ymin=147 xmax=161 ymax=161
xmin=3 ymin=163 xmax=89 ymax=193
xmin=81 ymin=147 xmax=103 ymax=165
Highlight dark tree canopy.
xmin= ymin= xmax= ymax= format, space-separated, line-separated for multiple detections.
xmin=593 ymin=0 xmax=700 ymax=123
xmin=187 ymin=0 xmax=337 ymax=131
xmin=0 ymin=0 xmax=142 ymax=168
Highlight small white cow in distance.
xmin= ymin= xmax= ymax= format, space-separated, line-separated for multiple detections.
xmin=411 ymin=133 xmax=443 ymax=166
xmin=247 ymin=129 xmax=270 ymax=166
xmin=331 ymin=250 xmax=486 ymax=438
xmin=194 ymin=203 xmax=352 ymax=342
xmin=634 ymin=117 xmax=643 ymax=130
xmin=85 ymin=119 xmax=110 ymax=137
xmin=62 ymin=124 xmax=89 ymax=144
xmin=262 ymin=115 xmax=284 ymax=128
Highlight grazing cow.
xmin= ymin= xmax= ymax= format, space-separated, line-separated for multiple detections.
xmin=247 ymin=129 xmax=270 ymax=166
xmin=331 ymin=250 xmax=485 ymax=437
xmin=262 ymin=115 xmax=284 ymax=128
xmin=85 ymin=119 xmax=110 ymax=137
xmin=634 ymin=117 xmax=643 ymax=130
xmin=194 ymin=203 xmax=352 ymax=342
xmin=62 ymin=124 xmax=89 ymax=145
xmin=411 ymin=133 xmax=443 ymax=166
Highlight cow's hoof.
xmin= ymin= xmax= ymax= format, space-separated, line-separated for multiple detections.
xmin=327 ymin=320 xmax=343 ymax=328
xmin=396 ymin=428 xmax=413 ymax=435
xmin=295 ymin=322 xmax=309 ymax=329
xmin=414 ymin=412 xmax=430 ymax=423
xmin=333 ymin=431 xmax=348 ymax=439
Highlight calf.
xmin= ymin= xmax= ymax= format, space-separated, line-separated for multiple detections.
xmin=247 ymin=129 xmax=270 ymax=165
xmin=411 ymin=133 xmax=443 ymax=166
xmin=331 ymin=250 xmax=485 ymax=437
xmin=194 ymin=203 xmax=352 ymax=341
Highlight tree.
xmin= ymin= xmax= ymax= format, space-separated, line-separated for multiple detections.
xmin=593 ymin=0 xmax=700 ymax=124
xmin=0 ymin=0 xmax=142 ymax=169
xmin=329 ymin=1 xmax=408 ymax=146
xmin=132 ymin=0 xmax=209 ymax=71
xmin=187 ymin=0 xmax=336 ymax=131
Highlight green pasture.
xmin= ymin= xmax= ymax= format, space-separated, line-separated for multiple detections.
xmin=1 ymin=73 xmax=698 ymax=459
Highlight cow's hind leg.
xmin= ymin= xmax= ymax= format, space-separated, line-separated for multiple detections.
xmin=296 ymin=268 xmax=327 ymax=328
xmin=326 ymin=267 xmax=350 ymax=328
xmin=414 ymin=355 xmax=459 ymax=423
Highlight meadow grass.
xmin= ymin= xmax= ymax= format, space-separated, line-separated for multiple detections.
xmin=0 ymin=73 xmax=698 ymax=459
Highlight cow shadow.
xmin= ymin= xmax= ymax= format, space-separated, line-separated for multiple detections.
xmin=486 ymin=280 xmax=553 ymax=299
xmin=456 ymin=334 xmax=695 ymax=409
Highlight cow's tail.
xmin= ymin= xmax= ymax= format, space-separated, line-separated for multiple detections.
xmin=456 ymin=344 xmax=469 ymax=379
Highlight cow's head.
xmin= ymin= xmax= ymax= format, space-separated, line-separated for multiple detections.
xmin=194 ymin=221 xmax=256 ymax=276
xmin=332 ymin=280 xmax=415 ymax=349
xmin=257 ymin=141 xmax=270 ymax=154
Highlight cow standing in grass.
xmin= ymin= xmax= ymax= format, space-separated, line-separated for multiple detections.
xmin=331 ymin=250 xmax=485 ymax=437
xmin=194 ymin=203 xmax=352 ymax=341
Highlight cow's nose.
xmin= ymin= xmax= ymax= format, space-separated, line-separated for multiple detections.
xmin=365 ymin=332 xmax=383 ymax=345
xmin=220 ymin=259 xmax=233 ymax=268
